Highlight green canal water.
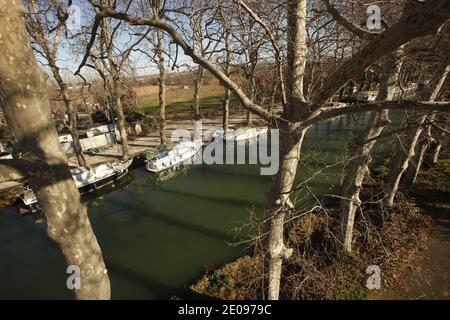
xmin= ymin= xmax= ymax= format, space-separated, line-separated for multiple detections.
xmin=0 ymin=117 xmax=369 ymax=299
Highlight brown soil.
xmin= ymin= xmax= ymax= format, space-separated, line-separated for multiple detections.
xmin=373 ymin=168 xmax=450 ymax=299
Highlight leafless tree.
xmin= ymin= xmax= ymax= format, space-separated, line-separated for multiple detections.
xmin=216 ymin=5 xmax=232 ymax=134
xmin=0 ymin=1 xmax=110 ymax=299
xmin=385 ymin=50 xmax=450 ymax=206
xmin=146 ymin=0 xmax=168 ymax=144
xmin=88 ymin=0 xmax=450 ymax=300
xmin=323 ymin=1 xmax=407 ymax=252
xmin=25 ymin=0 xmax=87 ymax=166
xmin=77 ymin=0 xmax=150 ymax=157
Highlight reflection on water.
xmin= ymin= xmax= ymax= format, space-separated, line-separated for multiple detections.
xmin=0 ymin=118 xmax=358 ymax=299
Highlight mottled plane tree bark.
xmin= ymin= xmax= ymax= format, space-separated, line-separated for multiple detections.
xmin=0 ymin=1 xmax=110 ymax=299
xmin=323 ymin=0 xmax=407 ymax=251
xmin=385 ymin=52 xmax=450 ymax=206
xmin=258 ymin=0 xmax=309 ymax=299
xmin=340 ymin=48 xmax=404 ymax=252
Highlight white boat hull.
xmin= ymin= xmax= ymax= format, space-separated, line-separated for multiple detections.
xmin=210 ymin=127 xmax=268 ymax=142
xmin=21 ymin=158 xmax=133 ymax=208
xmin=145 ymin=140 xmax=202 ymax=173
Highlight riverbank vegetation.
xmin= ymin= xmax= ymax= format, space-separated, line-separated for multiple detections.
xmin=0 ymin=0 xmax=449 ymax=300
xmin=192 ymin=155 xmax=449 ymax=299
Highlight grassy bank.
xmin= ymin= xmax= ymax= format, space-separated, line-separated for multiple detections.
xmin=136 ymin=84 xmax=237 ymax=114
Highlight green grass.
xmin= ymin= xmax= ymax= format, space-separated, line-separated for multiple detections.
xmin=137 ymin=85 xmax=237 ymax=114
xmin=143 ymin=96 xmax=238 ymax=114
xmin=430 ymin=158 xmax=450 ymax=192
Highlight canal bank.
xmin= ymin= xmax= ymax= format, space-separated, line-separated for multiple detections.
xmin=0 ymin=117 xmax=356 ymax=299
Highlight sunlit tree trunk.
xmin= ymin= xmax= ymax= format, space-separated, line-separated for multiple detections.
xmin=428 ymin=130 xmax=445 ymax=164
xmin=246 ymin=78 xmax=255 ymax=125
xmin=385 ymin=56 xmax=449 ymax=206
xmin=264 ymin=125 xmax=307 ymax=300
xmin=156 ymin=29 xmax=167 ymax=145
xmin=220 ymin=14 xmax=232 ymax=135
xmin=269 ymin=80 xmax=278 ymax=113
xmin=0 ymin=2 xmax=110 ymax=299
xmin=112 ymin=77 xmax=129 ymax=156
xmin=340 ymin=110 xmax=389 ymax=251
xmin=385 ymin=119 xmax=426 ymax=206
xmin=89 ymin=0 xmax=450 ymax=301
xmin=99 ymin=0 xmax=129 ymax=158
xmin=404 ymin=54 xmax=450 ymax=183
xmin=404 ymin=136 xmax=428 ymax=185
xmin=340 ymin=48 xmax=403 ymax=252
xmin=24 ymin=3 xmax=86 ymax=167
xmin=263 ymin=0 xmax=308 ymax=300
xmin=404 ymin=113 xmax=436 ymax=185
xmin=430 ymin=144 xmax=443 ymax=163
xmin=57 ymin=77 xmax=87 ymax=167
xmin=193 ymin=67 xmax=204 ymax=121
xmin=223 ymin=88 xmax=230 ymax=135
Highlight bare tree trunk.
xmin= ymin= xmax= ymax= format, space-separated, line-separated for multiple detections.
xmin=404 ymin=112 xmax=435 ymax=185
xmin=404 ymin=55 xmax=450 ymax=180
xmin=263 ymin=0 xmax=308 ymax=300
xmin=24 ymin=3 xmax=86 ymax=167
xmin=405 ymin=53 xmax=450 ymax=180
xmin=404 ymin=137 xmax=428 ymax=184
xmin=156 ymin=29 xmax=167 ymax=145
xmin=49 ymin=67 xmax=86 ymax=167
xmin=223 ymin=89 xmax=230 ymax=135
xmin=246 ymin=77 xmax=256 ymax=125
xmin=223 ymin=27 xmax=231 ymax=135
xmin=425 ymin=114 xmax=448 ymax=164
xmin=385 ymin=56 xmax=449 ymax=205
xmin=340 ymin=48 xmax=403 ymax=252
xmin=58 ymin=83 xmax=86 ymax=167
xmin=385 ymin=120 xmax=426 ymax=206
xmin=269 ymin=79 xmax=278 ymax=113
xmin=112 ymin=78 xmax=129 ymax=157
xmin=429 ymin=134 xmax=444 ymax=164
xmin=246 ymin=110 xmax=253 ymax=125
xmin=264 ymin=126 xmax=308 ymax=300
xmin=0 ymin=2 xmax=110 ymax=299
xmin=430 ymin=144 xmax=443 ymax=164
xmin=193 ymin=67 xmax=204 ymax=121
xmin=99 ymin=1 xmax=129 ymax=158
xmin=340 ymin=110 xmax=389 ymax=252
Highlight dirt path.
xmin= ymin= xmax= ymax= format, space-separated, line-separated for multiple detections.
xmin=376 ymin=188 xmax=450 ymax=299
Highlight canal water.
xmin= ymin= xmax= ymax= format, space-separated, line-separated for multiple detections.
xmin=0 ymin=116 xmax=372 ymax=299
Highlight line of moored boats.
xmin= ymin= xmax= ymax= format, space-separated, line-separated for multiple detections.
xmin=21 ymin=126 xmax=268 ymax=211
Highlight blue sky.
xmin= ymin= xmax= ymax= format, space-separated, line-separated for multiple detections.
xmin=45 ymin=0 xmax=195 ymax=82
